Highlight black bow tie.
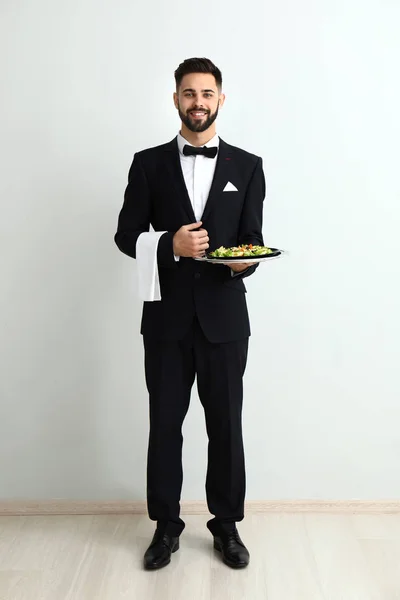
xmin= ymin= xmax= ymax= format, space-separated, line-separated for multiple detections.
xmin=183 ymin=145 xmax=218 ymax=159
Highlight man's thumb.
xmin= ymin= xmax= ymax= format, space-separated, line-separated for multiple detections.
xmin=186 ymin=221 xmax=202 ymax=230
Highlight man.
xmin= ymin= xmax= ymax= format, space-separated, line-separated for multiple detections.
xmin=114 ymin=57 xmax=265 ymax=570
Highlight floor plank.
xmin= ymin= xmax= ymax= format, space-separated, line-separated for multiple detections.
xmin=1 ymin=513 xmax=400 ymax=599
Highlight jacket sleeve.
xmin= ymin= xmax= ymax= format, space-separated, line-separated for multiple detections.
xmin=114 ymin=153 xmax=178 ymax=269
xmin=229 ymin=156 xmax=266 ymax=281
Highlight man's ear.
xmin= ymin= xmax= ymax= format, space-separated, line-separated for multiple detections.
xmin=219 ymin=93 xmax=226 ymax=108
xmin=173 ymin=92 xmax=179 ymax=109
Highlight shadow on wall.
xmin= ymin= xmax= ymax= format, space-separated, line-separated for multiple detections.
xmin=1 ymin=168 xmax=148 ymax=500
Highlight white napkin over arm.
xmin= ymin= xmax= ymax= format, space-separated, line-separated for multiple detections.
xmin=136 ymin=231 xmax=168 ymax=301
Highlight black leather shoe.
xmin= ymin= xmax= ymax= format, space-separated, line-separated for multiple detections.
xmin=213 ymin=528 xmax=250 ymax=569
xmin=143 ymin=529 xmax=180 ymax=570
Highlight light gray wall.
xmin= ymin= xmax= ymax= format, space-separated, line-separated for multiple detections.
xmin=1 ymin=0 xmax=399 ymax=501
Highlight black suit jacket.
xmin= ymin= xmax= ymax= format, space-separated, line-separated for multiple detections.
xmin=114 ymin=136 xmax=265 ymax=343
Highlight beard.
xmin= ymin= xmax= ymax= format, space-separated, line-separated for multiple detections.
xmin=178 ymin=103 xmax=219 ymax=133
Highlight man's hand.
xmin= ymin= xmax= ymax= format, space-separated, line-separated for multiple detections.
xmin=173 ymin=221 xmax=209 ymax=258
xmin=224 ymin=262 xmax=254 ymax=272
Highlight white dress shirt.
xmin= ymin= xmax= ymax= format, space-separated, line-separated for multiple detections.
xmin=136 ymin=131 xmax=234 ymax=301
xmin=177 ymin=131 xmax=219 ymax=221
xmin=174 ymin=132 xmax=219 ymax=262
xmin=176 ymin=132 xmax=239 ymax=279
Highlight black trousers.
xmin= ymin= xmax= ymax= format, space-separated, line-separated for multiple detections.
xmin=143 ymin=316 xmax=249 ymax=538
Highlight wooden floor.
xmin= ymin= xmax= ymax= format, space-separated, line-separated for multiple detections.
xmin=1 ymin=513 xmax=400 ymax=599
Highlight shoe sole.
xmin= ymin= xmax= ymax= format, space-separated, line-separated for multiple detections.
xmin=144 ymin=539 xmax=180 ymax=570
xmin=213 ymin=540 xmax=249 ymax=569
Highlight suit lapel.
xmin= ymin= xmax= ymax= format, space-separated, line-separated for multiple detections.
xmin=164 ymin=138 xmax=196 ymax=222
xmin=163 ymin=136 xmax=233 ymax=223
xmin=201 ymin=138 xmax=233 ymax=223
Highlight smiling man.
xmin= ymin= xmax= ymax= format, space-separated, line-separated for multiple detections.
xmin=176 ymin=81 xmax=220 ymax=135
xmin=114 ymin=58 xmax=266 ymax=570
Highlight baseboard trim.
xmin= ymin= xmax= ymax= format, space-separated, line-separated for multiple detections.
xmin=1 ymin=500 xmax=400 ymax=516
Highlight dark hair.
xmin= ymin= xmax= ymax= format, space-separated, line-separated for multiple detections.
xmin=174 ymin=57 xmax=222 ymax=91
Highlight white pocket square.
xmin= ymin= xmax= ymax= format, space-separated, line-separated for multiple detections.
xmin=223 ymin=181 xmax=238 ymax=192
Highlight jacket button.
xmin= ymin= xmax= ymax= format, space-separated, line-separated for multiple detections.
xmin=194 ymin=272 xmax=201 ymax=279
